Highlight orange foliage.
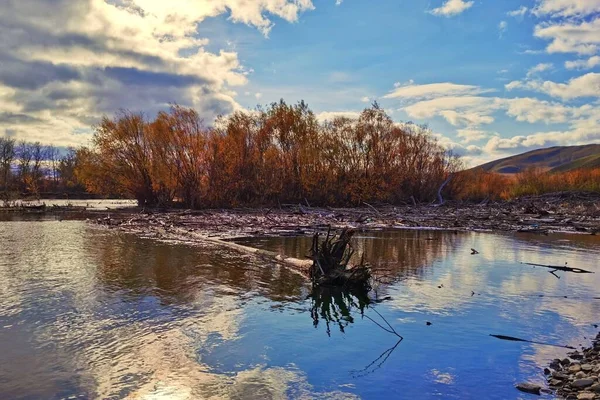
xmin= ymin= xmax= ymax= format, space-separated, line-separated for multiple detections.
xmin=76 ymin=102 xmax=461 ymax=208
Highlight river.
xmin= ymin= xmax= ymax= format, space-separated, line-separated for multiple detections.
xmin=0 ymin=216 xmax=599 ymax=399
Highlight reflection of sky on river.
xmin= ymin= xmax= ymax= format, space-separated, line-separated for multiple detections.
xmin=1 ymin=222 xmax=599 ymax=399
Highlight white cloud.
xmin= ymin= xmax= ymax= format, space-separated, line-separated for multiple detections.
xmin=498 ymin=21 xmax=508 ymax=37
xmin=534 ymin=17 xmax=600 ymax=55
xmin=505 ymin=73 xmax=600 ymax=100
xmin=532 ymin=0 xmax=600 ymax=18
xmin=526 ymin=62 xmax=553 ymax=77
xmin=255 ymin=92 xmax=263 ymax=100
xmin=361 ymin=96 xmax=371 ymax=103
xmin=507 ymin=6 xmax=528 ymax=18
xmin=403 ymin=96 xmax=502 ymax=127
xmin=384 ymin=82 xmax=488 ymax=100
xmin=505 ymin=97 xmax=587 ymax=124
xmin=457 ymin=129 xmax=497 ymax=143
xmin=430 ymin=0 xmax=474 ymax=17
xmin=439 ymin=110 xmax=495 ymax=127
xmin=483 ymin=124 xmax=600 ymax=154
xmin=0 ymin=0 xmax=318 ymax=146
xmin=565 ymin=56 xmax=600 ymax=70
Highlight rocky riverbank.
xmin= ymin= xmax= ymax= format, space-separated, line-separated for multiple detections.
xmin=90 ymin=192 xmax=600 ymax=239
xmin=545 ymin=332 xmax=600 ymax=399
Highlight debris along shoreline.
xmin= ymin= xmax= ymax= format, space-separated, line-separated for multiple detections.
xmin=90 ymin=191 xmax=600 ymax=239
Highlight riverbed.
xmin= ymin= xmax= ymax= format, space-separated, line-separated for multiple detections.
xmin=0 ymin=218 xmax=599 ymax=399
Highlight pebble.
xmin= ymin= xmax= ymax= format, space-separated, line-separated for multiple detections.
xmin=576 ymin=371 xmax=586 ymax=379
xmin=582 ymin=364 xmax=594 ymax=372
xmin=572 ymin=379 xmax=595 ymax=389
xmin=590 ymin=383 xmax=600 ymax=393
xmin=553 ymin=372 xmax=570 ymax=380
xmin=570 ymin=364 xmax=583 ymax=373
xmin=576 ymin=392 xmax=595 ymax=400
xmin=516 ymin=383 xmax=541 ymax=395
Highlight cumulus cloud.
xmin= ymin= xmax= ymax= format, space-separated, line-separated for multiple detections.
xmin=526 ymin=63 xmax=553 ymax=77
xmin=403 ymin=96 xmax=502 ymax=127
xmin=0 ymin=0 xmax=317 ymax=146
xmin=507 ymin=6 xmax=528 ymax=18
xmin=483 ymin=123 xmax=600 ymax=154
xmin=505 ymin=73 xmax=600 ymax=100
xmin=534 ymin=17 xmax=600 ymax=55
xmin=498 ymin=21 xmax=508 ymax=37
xmin=396 ymin=79 xmax=600 ymax=161
xmin=565 ymin=56 xmax=600 ymax=70
xmin=505 ymin=97 xmax=589 ymax=124
xmin=456 ymin=129 xmax=497 ymax=143
xmin=430 ymin=0 xmax=474 ymax=17
xmin=532 ymin=0 xmax=600 ymax=18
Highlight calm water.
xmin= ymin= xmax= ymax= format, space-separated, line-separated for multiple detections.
xmin=0 ymin=221 xmax=599 ymax=399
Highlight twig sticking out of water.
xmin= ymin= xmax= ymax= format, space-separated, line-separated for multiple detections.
xmin=490 ymin=334 xmax=576 ymax=350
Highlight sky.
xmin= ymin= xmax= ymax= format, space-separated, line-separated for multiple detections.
xmin=0 ymin=0 xmax=599 ymax=166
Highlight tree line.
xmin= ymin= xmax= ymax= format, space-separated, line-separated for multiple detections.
xmin=7 ymin=100 xmax=595 ymax=208
xmin=0 ymin=138 xmax=86 ymax=202
xmin=75 ymin=101 xmax=461 ymax=208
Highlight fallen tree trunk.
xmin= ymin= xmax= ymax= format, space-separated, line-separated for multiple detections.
xmin=174 ymin=228 xmax=312 ymax=277
xmin=172 ymin=227 xmax=372 ymax=289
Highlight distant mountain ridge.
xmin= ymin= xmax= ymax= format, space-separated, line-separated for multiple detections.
xmin=476 ymin=144 xmax=600 ymax=174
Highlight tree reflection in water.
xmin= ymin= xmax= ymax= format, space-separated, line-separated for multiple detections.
xmin=309 ymin=285 xmax=403 ymax=377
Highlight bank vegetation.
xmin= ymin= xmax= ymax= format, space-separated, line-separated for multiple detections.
xmin=76 ymin=102 xmax=460 ymax=208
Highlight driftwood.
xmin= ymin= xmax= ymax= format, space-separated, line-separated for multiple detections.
xmin=176 ymin=228 xmax=312 ymax=277
xmin=521 ymin=262 xmax=594 ymax=279
xmin=175 ymin=227 xmax=374 ymax=290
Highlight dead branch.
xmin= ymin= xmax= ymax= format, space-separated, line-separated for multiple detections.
xmin=363 ymin=202 xmax=381 ymax=215
xmin=436 ymin=174 xmax=453 ymax=206
xmin=522 ymin=262 xmax=594 ymax=274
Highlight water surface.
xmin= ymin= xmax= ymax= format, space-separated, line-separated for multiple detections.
xmin=1 ymin=221 xmax=599 ymax=399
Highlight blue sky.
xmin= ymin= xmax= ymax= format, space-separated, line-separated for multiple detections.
xmin=1 ymin=0 xmax=599 ymax=165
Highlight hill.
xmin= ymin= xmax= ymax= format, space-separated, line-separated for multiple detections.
xmin=476 ymin=144 xmax=600 ymax=174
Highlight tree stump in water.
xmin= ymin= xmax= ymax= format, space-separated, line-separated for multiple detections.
xmin=309 ymin=228 xmax=372 ymax=291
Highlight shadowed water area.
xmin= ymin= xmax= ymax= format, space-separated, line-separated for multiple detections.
xmin=1 ymin=217 xmax=599 ymax=399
